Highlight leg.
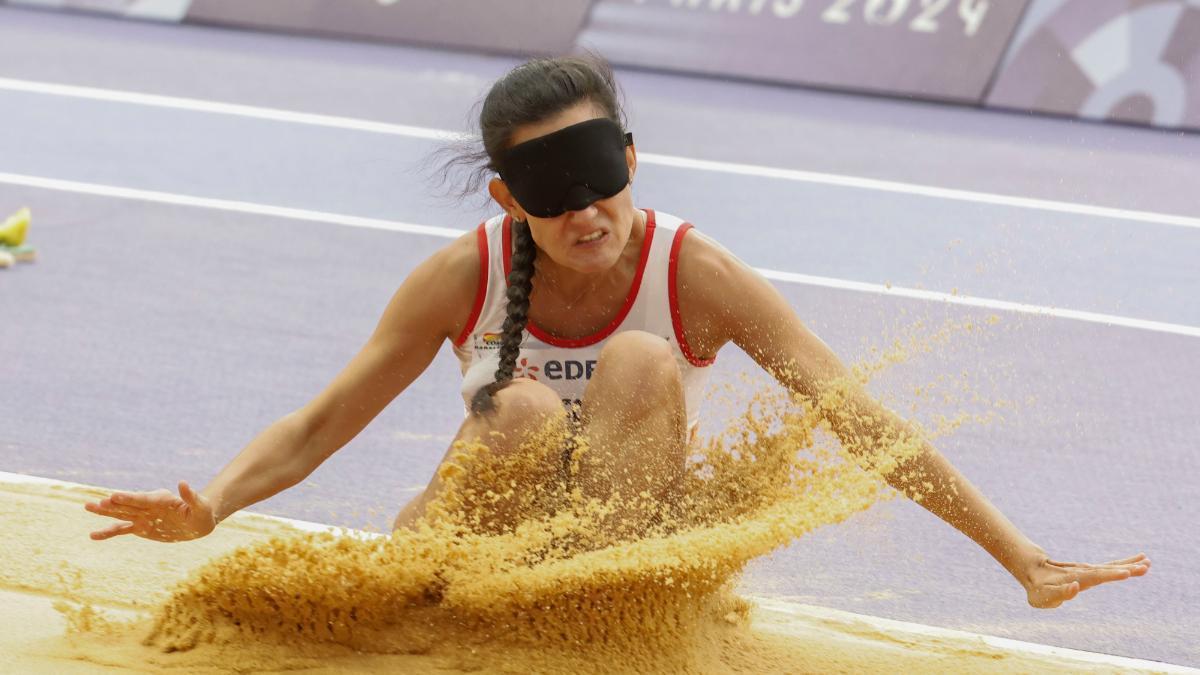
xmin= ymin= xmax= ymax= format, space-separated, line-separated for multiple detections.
xmin=577 ymin=331 xmax=688 ymax=532
xmin=393 ymin=378 xmax=568 ymax=532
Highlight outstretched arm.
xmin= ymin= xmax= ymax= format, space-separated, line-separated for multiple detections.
xmin=85 ymin=231 xmax=482 ymax=541
xmin=807 ymin=387 xmax=1148 ymax=608
xmin=672 ymin=230 xmax=1149 ymax=607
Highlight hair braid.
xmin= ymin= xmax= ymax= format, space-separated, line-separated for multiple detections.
xmin=471 ymin=219 xmax=537 ymax=414
xmin=496 ymin=219 xmax=537 ymax=381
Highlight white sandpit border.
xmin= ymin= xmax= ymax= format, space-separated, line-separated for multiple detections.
xmin=2 ymin=470 xmax=1194 ymax=674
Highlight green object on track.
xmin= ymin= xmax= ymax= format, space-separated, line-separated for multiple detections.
xmin=0 ymin=208 xmax=30 ymax=247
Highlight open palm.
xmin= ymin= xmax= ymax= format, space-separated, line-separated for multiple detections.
xmin=1024 ymin=552 xmax=1150 ymax=608
xmin=84 ymin=481 xmax=216 ymax=542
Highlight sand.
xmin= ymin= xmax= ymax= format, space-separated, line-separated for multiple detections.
xmin=0 ymin=451 xmax=1169 ymax=672
xmin=0 ymin=319 xmax=1175 ymax=673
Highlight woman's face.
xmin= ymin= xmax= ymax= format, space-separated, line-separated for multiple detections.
xmin=488 ymin=101 xmax=639 ymax=275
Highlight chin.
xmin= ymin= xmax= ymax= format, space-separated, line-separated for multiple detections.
xmin=567 ymin=243 xmax=622 ymax=273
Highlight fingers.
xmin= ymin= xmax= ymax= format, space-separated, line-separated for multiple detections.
xmin=84 ymin=488 xmax=188 ymax=539
xmin=83 ymin=501 xmax=145 ymax=521
xmin=1042 ymin=561 xmax=1150 ymax=600
xmin=1060 ymin=581 xmax=1081 ymax=604
xmin=1046 ymin=558 xmax=1151 ymax=579
xmin=178 ymin=480 xmax=200 ymax=508
xmin=85 ymin=490 xmax=181 ymax=518
xmin=85 ymin=493 xmax=154 ymax=518
xmin=110 ymin=490 xmax=172 ymax=509
xmin=1048 ymin=553 xmax=1147 ymax=568
xmin=1075 ymin=567 xmax=1133 ymax=591
xmin=90 ymin=522 xmax=136 ymax=541
xmin=1074 ymin=560 xmax=1153 ymax=589
xmin=1030 ymin=581 xmax=1079 ymax=609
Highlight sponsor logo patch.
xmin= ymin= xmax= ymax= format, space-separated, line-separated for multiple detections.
xmin=543 ymin=359 xmax=598 ymax=381
xmin=474 ymin=332 xmax=503 ymax=351
xmin=512 ymin=357 xmax=540 ymax=380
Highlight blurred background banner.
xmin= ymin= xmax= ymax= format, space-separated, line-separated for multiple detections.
xmin=183 ymin=0 xmax=595 ymax=56
xmin=4 ymin=0 xmax=1198 ymax=131
xmin=576 ymin=0 xmax=1030 ymax=103
xmin=3 ymin=0 xmax=190 ymax=20
xmin=1 ymin=0 xmax=595 ymax=54
xmin=986 ymin=0 xmax=1200 ymax=132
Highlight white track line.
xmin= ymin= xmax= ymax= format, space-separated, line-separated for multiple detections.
xmin=0 ymin=77 xmax=460 ymax=142
xmin=2 ymin=76 xmax=1199 ymax=230
xmin=638 ymin=152 xmax=1200 ymax=230
xmin=0 ymin=172 xmax=463 ymax=239
xmin=3 ymin=171 xmax=1198 ymax=338
xmin=0 ymin=470 xmax=380 ymax=538
xmin=2 ymin=470 xmax=1194 ymax=674
xmin=755 ymin=597 xmax=1198 ymax=674
xmin=758 ymin=268 xmax=1200 ymax=338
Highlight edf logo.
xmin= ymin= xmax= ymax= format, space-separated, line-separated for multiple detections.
xmin=544 ymin=359 xmax=597 ymax=381
xmin=514 ymin=358 xmax=598 ymax=381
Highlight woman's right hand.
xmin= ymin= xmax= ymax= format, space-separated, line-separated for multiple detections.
xmin=84 ymin=480 xmax=217 ymax=542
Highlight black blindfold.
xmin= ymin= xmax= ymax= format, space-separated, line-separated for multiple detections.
xmin=497 ymin=118 xmax=633 ymax=218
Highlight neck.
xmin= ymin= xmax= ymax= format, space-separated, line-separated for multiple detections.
xmin=535 ymin=260 xmax=598 ymax=299
xmin=534 ymin=209 xmax=645 ymax=303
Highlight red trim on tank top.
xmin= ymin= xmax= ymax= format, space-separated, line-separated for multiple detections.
xmin=669 ymin=223 xmax=716 ymax=367
xmin=454 ymin=222 xmax=490 ymax=347
xmin=503 ymin=210 xmax=657 ymax=348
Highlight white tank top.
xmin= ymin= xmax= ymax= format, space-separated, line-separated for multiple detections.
xmin=453 ymin=209 xmax=714 ymax=432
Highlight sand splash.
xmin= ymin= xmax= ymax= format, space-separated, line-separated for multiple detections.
xmin=52 ymin=318 xmax=1022 ymax=674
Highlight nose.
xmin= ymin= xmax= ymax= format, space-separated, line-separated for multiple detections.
xmin=565 ymin=204 xmax=600 ymax=224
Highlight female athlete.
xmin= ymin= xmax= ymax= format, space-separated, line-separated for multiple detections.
xmin=84 ymin=55 xmax=1148 ymax=609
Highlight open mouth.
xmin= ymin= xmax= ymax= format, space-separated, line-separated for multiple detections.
xmin=575 ymin=230 xmax=608 ymax=246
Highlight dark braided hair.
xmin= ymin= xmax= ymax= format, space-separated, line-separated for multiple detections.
xmin=454 ymin=54 xmax=628 ymax=414
xmin=470 ymin=218 xmax=536 ymax=413
xmin=495 ymin=219 xmax=537 ymax=384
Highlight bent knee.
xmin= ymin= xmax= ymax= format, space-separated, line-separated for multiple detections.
xmin=601 ymin=331 xmax=675 ymax=366
xmin=466 ymin=378 xmax=568 ymax=464
xmin=598 ymin=331 xmax=681 ymax=384
xmin=498 ymin=377 xmax=564 ymax=416
xmin=590 ymin=334 xmax=683 ymax=416
xmin=473 ymin=377 xmax=564 ymax=427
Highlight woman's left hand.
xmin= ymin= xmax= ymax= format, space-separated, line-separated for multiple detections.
xmin=1021 ymin=551 xmax=1150 ymax=608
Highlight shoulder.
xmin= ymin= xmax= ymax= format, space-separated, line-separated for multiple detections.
xmin=421 ymin=225 xmax=483 ymax=290
xmin=669 ymin=223 xmax=759 ymax=357
xmin=645 ymin=211 xmax=740 ymax=277
xmin=674 ymin=224 xmax=749 ymax=294
xmin=438 ymin=223 xmax=486 ymax=275
xmin=380 ymin=223 xmax=486 ymax=343
xmin=673 ymin=223 xmax=814 ymax=367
